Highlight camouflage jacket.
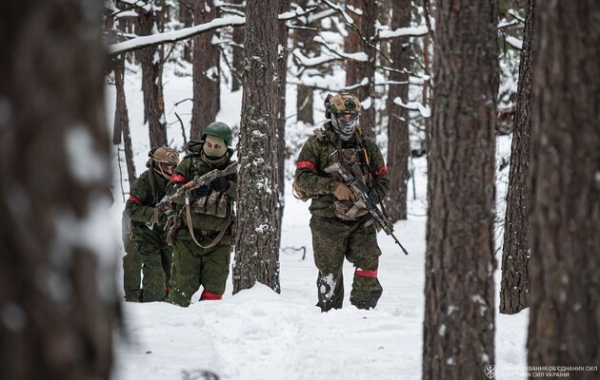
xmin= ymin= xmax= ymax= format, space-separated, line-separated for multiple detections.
xmin=125 ymin=169 xmax=169 ymax=233
xmin=294 ymin=123 xmax=390 ymax=219
xmin=167 ymin=153 xmax=237 ymax=233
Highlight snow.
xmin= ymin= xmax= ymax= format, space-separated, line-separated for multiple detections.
xmin=107 ymin=57 xmax=528 ymax=380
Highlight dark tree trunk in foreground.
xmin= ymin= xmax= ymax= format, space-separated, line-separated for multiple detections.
xmin=384 ymin=0 xmax=411 ymax=222
xmin=499 ymin=0 xmax=537 ymax=315
xmin=527 ymin=1 xmax=600 ymax=374
xmin=0 ymin=1 xmax=118 ymax=379
xmin=423 ymin=1 xmax=499 ymax=379
xmin=190 ymin=0 xmax=220 ymax=140
xmin=232 ymin=0 xmax=281 ymax=294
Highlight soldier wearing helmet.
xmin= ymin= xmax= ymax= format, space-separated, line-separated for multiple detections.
xmin=165 ymin=121 xmax=237 ymax=307
xmin=124 ymin=146 xmax=180 ymax=302
xmin=293 ymin=93 xmax=390 ymax=312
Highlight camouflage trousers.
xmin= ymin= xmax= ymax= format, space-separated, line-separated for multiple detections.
xmin=122 ymin=232 xmax=142 ymax=302
xmin=166 ymin=231 xmax=232 ymax=307
xmin=134 ymin=229 xmax=172 ymax=303
xmin=310 ymin=215 xmax=383 ymax=312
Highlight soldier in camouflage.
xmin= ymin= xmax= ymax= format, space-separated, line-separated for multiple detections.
xmin=125 ymin=146 xmax=180 ymax=302
xmin=294 ymin=93 xmax=390 ymax=312
xmin=166 ymin=121 xmax=237 ymax=307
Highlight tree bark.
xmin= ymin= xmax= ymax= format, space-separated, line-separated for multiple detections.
xmin=499 ymin=0 xmax=537 ymax=315
xmin=232 ymin=0 xmax=281 ymax=294
xmin=294 ymin=0 xmax=318 ymax=125
xmin=190 ymin=0 xmax=220 ymax=141
xmin=276 ymin=0 xmax=290 ymax=225
xmin=0 ymin=1 xmax=118 ymax=379
xmin=527 ymin=1 xmax=600 ymax=374
xmin=137 ymin=2 xmax=168 ymax=147
xmin=345 ymin=0 xmax=377 ymax=138
xmin=383 ymin=0 xmax=411 ymax=222
xmin=231 ymin=0 xmax=245 ymax=92
xmin=422 ymin=1 xmax=499 ymax=379
xmin=179 ymin=0 xmax=195 ymax=62
xmin=113 ymin=56 xmax=137 ymax=183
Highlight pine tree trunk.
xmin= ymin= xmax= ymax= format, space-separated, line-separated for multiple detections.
xmin=294 ymin=0 xmax=317 ymax=125
xmin=231 ymin=0 xmax=245 ymax=92
xmin=499 ymin=0 xmax=537 ymax=315
xmin=179 ymin=0 xmax=195 ymax=62
xmin=527 ymin=1 xmax=600 ymax=373
xmin=383 ymin=0 xmax=411 ymax=222
xmin=137 ymin=3 xmax=167 ymax=147
xmin=233 ymin=0 xmax=281 ymax=294
xmin=190 ymin=0 xmax=220 ymax=141
xmin=422 ymin=1 xmax=499 ymax=379
xmin=0 ymin=1 xmax=118 ymax=379
xmin=355 ymin=0 xmax=377 ymax=138
xmin=113 ymin=56 xmax=137 ymax=183
xmin=276 ymin=0 xmax=290 ymax=223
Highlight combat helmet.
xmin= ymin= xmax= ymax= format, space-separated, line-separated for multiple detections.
xmin=202 ymin=121 xmax=233 ymax=147
xmin=148 ymin=146 xmax=179 ymax=179
xmin=325 ymin=93 xmax=361 ymax=141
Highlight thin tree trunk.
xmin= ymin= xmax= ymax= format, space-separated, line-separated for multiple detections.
xmin=113 ymin=56 xmax=137 ymax=183
xmin=231 ymin=0 xmax=245 ymax=92
xmin=355 ymin=0 xmax=377 ymax=138
xmin=0 ymin=1 xmax=118 ymax=378
xmin=527 ymin=1 xmax=600 ymax=373
xmin=422 ymin=1 xmax=499 ymax=379
xmin=276 ymin=0 xmax=290 ymax=227
xmin=190 ymin=0 xmax=220 ymax=141
xmin=179 ymin=0 xmax=195 ymax=62
xmin=384 ymin=0 xmax=411 ymax=222
xmin=137 ymin=3 xmax=167 ymax=147
xmin=294 ymin=0 xmax=317 ymax=125
xmin=233 ymin=0 xmax=281 ymax=294
xmin=499 ymin=0 xmax=537 ymax=315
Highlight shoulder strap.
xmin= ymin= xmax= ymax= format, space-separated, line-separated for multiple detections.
xmin=147 ymin=170 xmax=159 ymax=205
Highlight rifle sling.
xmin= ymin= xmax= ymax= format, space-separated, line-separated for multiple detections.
xmin=184 ymin=195 xmax=231 ymax=250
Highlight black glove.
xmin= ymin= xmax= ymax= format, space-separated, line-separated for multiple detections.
xmin=367 ymin=188 xmax=380 ymax=203
xmin=191 ymin=185 xmax=210 ymax=198
xmin=210 ymin=177 xmax=230 ymax=192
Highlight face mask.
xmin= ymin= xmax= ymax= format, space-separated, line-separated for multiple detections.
xmin=203 ymin=135 xmax=228 ymax=159
xmin=332 ymin=113 xmax=359 ymax=141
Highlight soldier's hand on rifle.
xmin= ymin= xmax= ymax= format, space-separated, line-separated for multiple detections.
xmin=191 ymin=185 xmax=210 ymax=198
xmin=333 ymin=182 xmax=355 ymax=201
xmin=151 ymin=206 xmax=168 ymax=225
xmin=157 ymin=201 xmax=173 ymax=215
xmin=210 ymin=177 xmax=230 ymax=192
xmin=367 ymin=188 xmax=380 ymax=203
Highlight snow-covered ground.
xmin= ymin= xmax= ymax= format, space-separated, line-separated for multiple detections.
xmin=107 ymin=63 xmax=528 ymax=380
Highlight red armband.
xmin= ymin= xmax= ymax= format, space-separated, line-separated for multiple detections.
xmin=372 ymin=166 xmax=388 ymax=178
xmin=297 ymin=160 xmax=317 ymax=170
xmin=128 ymin=195 xmax=142 ymax=205
xmin=169 ymin=173 xmax=187 ymax=184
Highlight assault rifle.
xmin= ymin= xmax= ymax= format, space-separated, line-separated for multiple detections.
xmin=162 ymin=160 xmax=238 ymax=205
xmin=147 ymin=161 xmax=238 ymax=230
xmin=325 ymin=162 xmax=409 ymax=255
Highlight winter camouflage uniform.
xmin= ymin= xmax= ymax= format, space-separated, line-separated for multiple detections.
xmin=166 ymin=122 xmax=237 ymax=307
xmin=294 ymin=93 xmax=390 ymax=312
xmin=125 ymin=147 xmax=179 ymax=302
